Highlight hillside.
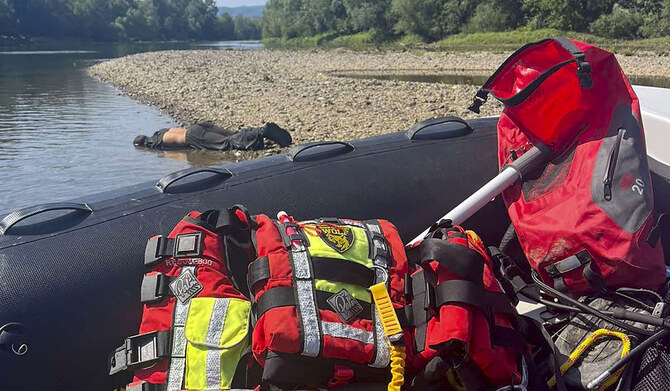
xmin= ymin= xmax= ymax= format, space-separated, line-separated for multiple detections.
xmin=218 ymin=5 xmax=264 ymax=18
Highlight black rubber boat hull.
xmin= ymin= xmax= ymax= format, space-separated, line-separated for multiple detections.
xmin=1 ymin=116 xmax=668 ymax=390
xmin=0 ymin=117 xmax=510 ymax=390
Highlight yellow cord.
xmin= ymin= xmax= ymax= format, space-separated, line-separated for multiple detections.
xmin=370 ymin=282 xmax=406 ymax=391
xmin=547 ymin=329 xmax=631 ymax=391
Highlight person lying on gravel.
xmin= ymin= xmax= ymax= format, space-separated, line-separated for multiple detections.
xmin=133 ymin=122 xmax=292 ymax=151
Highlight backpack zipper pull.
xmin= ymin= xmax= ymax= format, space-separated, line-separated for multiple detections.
xmin=603 ymin=128 xmax=626 ymax=201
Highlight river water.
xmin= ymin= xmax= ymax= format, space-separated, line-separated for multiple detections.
xmin=0 ymin=41 xmax=261 ymax=214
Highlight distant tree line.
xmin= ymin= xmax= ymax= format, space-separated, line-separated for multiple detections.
xmin=0 ymin=0 xmax=261 ymax=41
xmin=262 ymin=0 xmax=670 ymax=41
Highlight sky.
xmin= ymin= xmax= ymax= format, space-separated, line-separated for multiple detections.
xmin=216 ymin=0 xmax=266 ymax=6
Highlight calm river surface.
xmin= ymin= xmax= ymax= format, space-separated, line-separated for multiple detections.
xmin=0 ymin=41 xmax=261 ymax=214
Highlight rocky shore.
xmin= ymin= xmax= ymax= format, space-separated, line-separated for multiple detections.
xmin=91 ymin=50 xmax=670 ymax=160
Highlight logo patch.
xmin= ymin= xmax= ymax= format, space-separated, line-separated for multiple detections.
xmin=327 ymin=289 xmax=363 ymax=323
xmin=169 ymin=269 xmax=203 ymax=303
xmin=317 ymin=224 xmax=354 ymax=253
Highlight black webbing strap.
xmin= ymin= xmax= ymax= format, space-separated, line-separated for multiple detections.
xmin=647 ymin=213 xmax=669 ymax=247
xmin=433 ymin=280 xmax=517 ymax=315
xmin=247 ymin=256 xmax=271 ymax=291
xmin=254 ymin=286 xmax=373 ymax=321
xmin=311 ymin=257 xmax=376 ymax=288
xmin=469 ymin=37 xmax=592 ymax=112
xmin=126 ymin=382 xmax=167 ymax=391
xmin=140 ymin=273 xmax=176 ymax=303
xmin=420 ymin=238 xmax=485 ymax=283
xmin=410 ymin=269 xmax=434 ymax=353
xmin=544 ymin=250 xmax=605 ymax=293
xmin=144 ymin=236 xmax=175 ymax=267
xmin=552 ymin=36 xmax=592 ymax=89
xmin=488 ymin=246 xmax=539 ymax=305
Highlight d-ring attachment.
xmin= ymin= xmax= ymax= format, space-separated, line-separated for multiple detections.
xmin=370 ymin=265 xmax=389 ymax=284
xmin=12 ymin=343 xmax=28 ymax=356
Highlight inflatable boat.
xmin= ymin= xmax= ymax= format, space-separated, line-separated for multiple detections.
xmin=1 ymin=87 xmax=669 ymax=390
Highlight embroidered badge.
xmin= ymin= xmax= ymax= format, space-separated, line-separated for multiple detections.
xmin=317 ymin=224 xmax=354 ymax=253
xmin=327 ymin=289 xmax=364 ymax=323
xmin=169 ymin=269 xmax=203 ymax=303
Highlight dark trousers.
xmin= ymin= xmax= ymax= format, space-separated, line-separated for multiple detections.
xmin=185 ymin=124 xmax=264 ymax=151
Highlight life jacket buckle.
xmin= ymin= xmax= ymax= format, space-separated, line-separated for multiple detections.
xmin=328 ymin=365 xmax=354 ymax=388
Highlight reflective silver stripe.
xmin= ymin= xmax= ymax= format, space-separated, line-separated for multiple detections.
xmin=321 ymin=321 xmax=374 ymax=345
xmin=205 ymin=298 xmax=230 ymax=389
xmin=370 ymin=307 xmax=391 ymax=368
xmin=292 ymin=250 xmax=311 ymax=279
xmin=167 ymin=266 xmax=195 ymax=391
xmin=286 ymin=222 xmax=321 ymax=358
xmin=366 ymin=223 xmax=382 ymax=234
xmin=295 ymin=279 xmax=320 ymax=357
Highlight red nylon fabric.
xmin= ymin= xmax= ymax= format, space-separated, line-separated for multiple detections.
xmin=490 ymin=39 xmax=665 ymax=295
xmin=250 ymin=215 xmax=411 ymax=377
xmin=131 ymin=211 xmax=246 ymax=386
xmin=409 ymin=227 xmax=520 ymax=387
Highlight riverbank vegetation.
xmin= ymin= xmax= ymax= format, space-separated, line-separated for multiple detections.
xmin=262 ymin=0 xmax=670 ymax=52
xmin=0 ymin=0 xmax=261 ymax=42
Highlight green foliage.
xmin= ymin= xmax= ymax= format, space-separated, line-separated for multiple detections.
xmin=392 ymin=0 xmax=464 ymax=41
xmin=463 ymin=1 xmax=521 ymax=33
xmin=0 ymin=0 xmax=261 ymax=41
xmin=589 ymin=4 xmax=644 ymax=39
xmin=639 ymin=0 xmax=670 ymax=38
xmin=234 ymin=14 xmax=262 ymax=40
xmin=521 ymin=0 xmax=585 ymax=31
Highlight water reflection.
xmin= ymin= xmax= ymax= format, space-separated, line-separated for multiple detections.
xmin=0 ymin=41 xmax=261 ymax=213
xmin=140 ymin=148 xmax=240 ymax=166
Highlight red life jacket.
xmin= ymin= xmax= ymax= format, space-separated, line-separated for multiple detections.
xmin=108 ymin=207 xmax=255 ymax=391
xmin=247 ymin=214 xmax=412 ymax=389
xmin=407 ymin=225 xmax=522 ymax=389
xmin=470 ymin=37 xmax=665 ymax=295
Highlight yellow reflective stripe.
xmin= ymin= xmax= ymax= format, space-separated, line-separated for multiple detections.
xmin=314 ymin=279 xmax=371 ymax=303
xmin=304 ymin=225 xmax=372 ymax=268
xmin=184 ymin=298 xmax=251 ymax=390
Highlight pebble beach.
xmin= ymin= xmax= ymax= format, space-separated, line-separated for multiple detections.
xmin=91 ymin=49 xmax=670 ymax=159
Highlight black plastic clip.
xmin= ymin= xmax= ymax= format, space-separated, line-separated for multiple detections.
xmin=144 ymin=236 xmax=173 ymax=267
xmin=140 ymin=273 xmax=173 ymax=304
xmin=468 ymin=89 xmax=489 ymax=114
xmin=576 ymin=60 xmax=593 ymax=89
xmin=108 ymin=330 xmax=171 ymax=375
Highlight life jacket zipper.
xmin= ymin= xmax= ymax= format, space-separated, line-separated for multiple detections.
xmin=603 ymin=128 xmax=626 ymax=201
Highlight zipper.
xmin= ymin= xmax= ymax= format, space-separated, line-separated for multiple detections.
xmin=603 ymin=128 xmax=626 ymax=201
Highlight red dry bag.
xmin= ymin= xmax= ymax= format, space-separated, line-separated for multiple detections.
xmin=471 ymin=37 xmax=665 ymax=295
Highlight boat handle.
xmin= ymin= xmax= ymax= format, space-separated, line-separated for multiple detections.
xmin=288 ymin=141 xmax=355 ymax=162
xmin=156 ymin=167 xmax=233 ymax=193
xmin=0 ymin=202 xmax=92 ymax=236
xmin=406 ymin=116 xmax=473 ymax=140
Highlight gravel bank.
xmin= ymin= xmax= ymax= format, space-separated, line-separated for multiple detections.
xmin=91 ymin=50 xmax=670 ymax=159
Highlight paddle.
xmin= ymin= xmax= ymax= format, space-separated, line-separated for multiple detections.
xmin=407 ymin=141 xmax=552 ymax=245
